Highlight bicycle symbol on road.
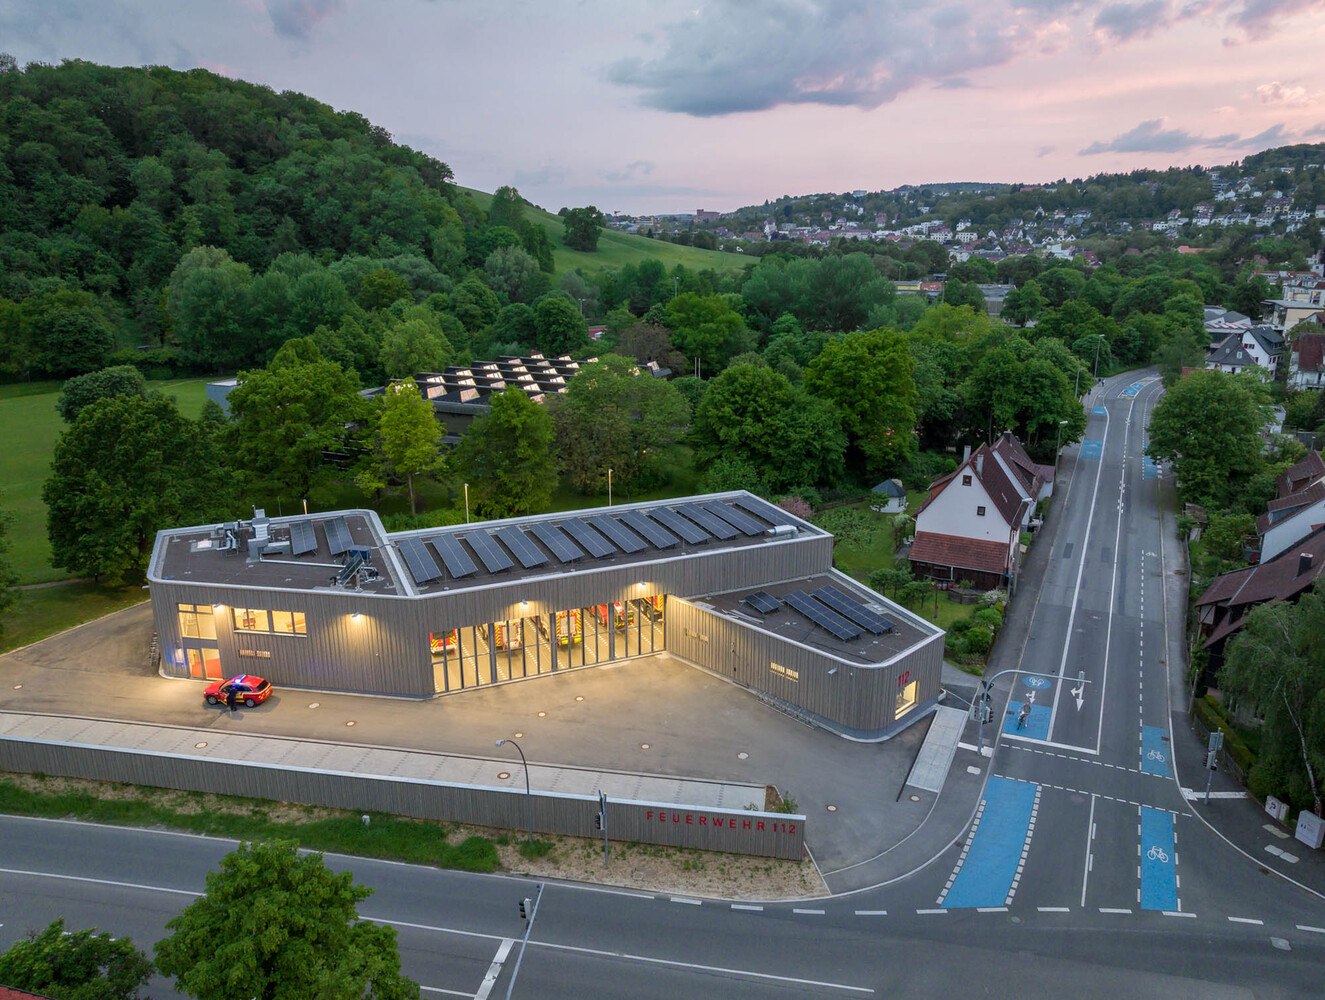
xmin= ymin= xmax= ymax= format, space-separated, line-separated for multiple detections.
xmin=1146 ymin=845 xmax=1170 ymax=863
xmin=1146 ymin=749 xmax=1166 ymax=763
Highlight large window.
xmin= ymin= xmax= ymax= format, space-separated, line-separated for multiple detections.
xmin=232 ymin=607 xmax=306 ymax=635
xmin=896 ymin=679 xmax=919 ymax=718
xmin=177 ymin=603 xmax=217 ymax=641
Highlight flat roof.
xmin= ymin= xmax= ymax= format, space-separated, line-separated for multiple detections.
xmin=152 ymin=510 xmax=402 ymax=596
xmin=390 ymin=493 xmax=824 ymax=595
xmin=699 ymin=572 xmax=939 ymax=664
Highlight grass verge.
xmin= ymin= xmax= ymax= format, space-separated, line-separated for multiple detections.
xmin=0 ymin=583 xmax=148 ymax=655
xmin=0 ymin=773 xmax=500 ymax=873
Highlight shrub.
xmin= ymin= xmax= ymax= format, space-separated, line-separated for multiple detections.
xmin=963 ymin=627 xmax=993 ymax=656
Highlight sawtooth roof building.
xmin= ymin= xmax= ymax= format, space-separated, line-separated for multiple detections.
xmin=148 ymin=492 xmax=944 ymax=741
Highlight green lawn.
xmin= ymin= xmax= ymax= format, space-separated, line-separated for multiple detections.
xmin=0 ymin=377 xmax=216 ymax=585
xmin=0 ymin=581 xmax=148 ymax=655
xmin=456 ymin=186 xmax=747 ymax=277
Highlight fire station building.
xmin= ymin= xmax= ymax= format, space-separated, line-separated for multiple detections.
xmin=147 ymin=492 xmax=944 ymax=741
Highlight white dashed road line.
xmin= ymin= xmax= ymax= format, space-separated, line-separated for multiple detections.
xmin=916 ymin=908 xmax=947 ymax=915
xmin=1163 ymin=911 xmax=1196 ymax=918
xmin=793 ymin=908 xmax=825 ymax=915
xmin=855 ymin=910 xmax=888 ymax=916
xmin=1099 ymin=907 xmax=1132 ymax=914
xmin=670 ymin=897 xmax=702 ymax=906
xmin=1297 ymin=924 xmax=1325 ymax=934
xmin=1038 ymin=906 xmax=1070 ymax=912
xmin=1228 ymin=916 xmax=1264 ymax=925
xmin=731 ymin=904 xmax=763 ymax=912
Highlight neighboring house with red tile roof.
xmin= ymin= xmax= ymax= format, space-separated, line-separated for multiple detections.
xmin=1195 ymin=525 xmax=1325 ymax=672
xmin=0 ymin=987 xmax=54 ymax=999
xmin=1257 ymin=453 xmax=1325 ymax=561
xmin=909 ymin=432 xmax=1052 ymax=590
xmin=1287 ymin=330 xmax=1325 ymax=390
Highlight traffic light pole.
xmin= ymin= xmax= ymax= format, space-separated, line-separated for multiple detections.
xmin=597 ymin=790 xmax=609 ymax=866
xmin=506 ymin=882 xmax=544 ymax=1000
xmin=973 ymin=667 xmax=1092 ymax=755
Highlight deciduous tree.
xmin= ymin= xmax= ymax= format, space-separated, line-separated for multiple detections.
xmin=155 ymin=840 xmax=419 ymax=1000
xmin=357 ymin=378 xmax=443 ymax=513
xmin=56 ymin=364 xmax=148 ymax=422
xmin=0 ymin=918 xmax=153 ymax=1000
xmin=450 ymin=388 xmax=556 ymax=518
xmin=563 ymin=205 xmax=604 ymax=252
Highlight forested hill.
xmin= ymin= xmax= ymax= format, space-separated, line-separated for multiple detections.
xmin=0 ymin=58 xmax=698 ymax=385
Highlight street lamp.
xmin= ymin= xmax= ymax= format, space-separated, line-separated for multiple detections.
xmin=607 ymin=468 xmax=613 ymax=507
xmin=1093 ymin=335 xmax=1104 ymax=380
xmin=463 ymin=482 xmax=470 ymax=524
xmin=495 ymin=738 xmax=533 ymax=845
xmin=1054 ymin=418 xmax=1069 ymax=458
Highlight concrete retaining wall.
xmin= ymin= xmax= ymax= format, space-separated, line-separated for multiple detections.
xmin=0 ymin=736 xmax=806 ymax=861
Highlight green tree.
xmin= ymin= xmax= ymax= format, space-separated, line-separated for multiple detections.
xmin=550 ymin=354 xmax=690 ymax=493
xmin=155 ymin=840 xmax=419 ymax=1000
xmin=0 ymin=918 xmax=153 ymax=1000
xmin=484 ymin=245 xmax=545 ymax=304
xmin=1001 ymin=279 xmax=1047 ymax=326
xmin=21 ymin=285 xmax=117 ymax=377
xmin=56 ymin=364 xmax=148 ymax=422
xmin=533 ymin=294 xmax=588 ymax=355
xmin=804 ymin=329 xmax=917 ymax=475
xmin=697 ymin=454 xmax=768 ymax=495
xmin=563 ymin=205 xmax=604 ymax=252
xmin=379 ymin=317 xmax=453 ymax=379
xmin=487 ymin=185 xmax=526 ymax=231
xmin=226 ymin=339 xmax=365 ymax=508
xmin=663 ymin=292 xmax=755 ymax=374
xmin=1220 ymin=584 xmax=1325 ymax=817
xmin=167 ymin=246 xmax=255 ymax=368
xmin=358 ymin=378 xmax=443 ymax=513
xmin=43 ymin=394 xmax=227 ymax=584
xmin=692 ymin=365 xmax=845 ymax=492
xmin=358 ymin=268 xmax=413 ymax=310
xmin=1146 ymin=369 xmax=1271 ymax=511
xmin=451 ymin=389 xmax=556 ymax=517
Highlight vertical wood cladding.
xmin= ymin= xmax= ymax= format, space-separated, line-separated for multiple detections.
xmin=665 ymin=597 xmax=944 ymax=739
xmin=0 ymin=739 xmax=805 ymax=860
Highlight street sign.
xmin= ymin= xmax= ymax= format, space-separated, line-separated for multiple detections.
xmin=1208 ymin=731 xmax=1224 ymax=753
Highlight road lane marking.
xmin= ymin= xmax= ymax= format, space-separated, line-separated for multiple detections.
xmin=532 ymin=939 xmax=876 ymax=994
xmin=977 ymin=907 xmax=1008 ymax=913
xmin=670 ymin=897 xmax=702 ymax=905
xmin=916 ymin=909 xmax=947 ymax=915
xmin=998 ymin=734 xmax=1099 ymax=756
xmin=1099 ymin=908 xmax=1132 ymax=914
xmin=731 ymin=904 xmax=763 ymax=912
xmin=1141 ymin=726 xmax=1171 ymax=777
xmin=855 ymin=910 xmax=888 ymax=916
xmin=1006 ymin=743 xmax=1160 ymax=776
xmin=1140 ymin=807 xmax=1178 ymax=911
xmin=1038 ymin=906 xmax=1070 ymax=912
xmin=1228 ymin=917 xmax=1264 ymax=925
xmin=1163 ymin=911 xmax=1196 ymax=918
xmin=793 ymin=908 xmax=825 ymax=915
xmin=1297 ymin=924 xmax=1325 ymax=934
xmin=942 ymin=777 xmax=1038 ymax=909
xmin=1081 ymin=793 xmax=1097 ymax=908
xmin=0 ymin=867 xmax=201 ymax=897
xmin=474 ymin=938 xmax=514 ymax=1000
xmin=420 ymin=987 xmax=472 ymax=997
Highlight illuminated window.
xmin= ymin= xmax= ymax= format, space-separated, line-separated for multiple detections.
xmin=270 ymin=611 xmax=307 ymax=635
xmin=896 ymin=680 xmax=919 ymax=718
xmin=177 ymin=603 xmax=217 ymax=641
xmin=231 ymin=609 xmax=306 ymax=635
xmin=233 ymin=608 xmax=269 ymax=632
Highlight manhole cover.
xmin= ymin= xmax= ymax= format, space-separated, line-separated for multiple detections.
xmin=575 ymin=696 xmax=584 ymax=702
xmin=537 ymin=711 xmax=547 ymax=718
xmin=497 ymin=771 xmax=511 ymax=780
xmin=737 ymin=752 xmax=749 ymax=760
xmin=345 ymin=720 xmax=356 ymax=727
xmin=514 ymin=732 xmax=524 ymax=738
xmin=909 ymin=794 xmax=921 ymax=802
xmin=826 ymin=804 xmax=838 ymax=812
xmin=308 ymin=702 xmax=320 ymax=709
xmin=194 ymin=742 xmax=208 ymax=749
xmin=640 ymin=743 xmax=651 ymax=750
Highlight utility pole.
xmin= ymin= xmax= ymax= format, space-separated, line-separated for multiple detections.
xmin=595 ymin=790 xmax=609 ymax=865
xmin=505 ymin=882 xmax=544 ymax=1000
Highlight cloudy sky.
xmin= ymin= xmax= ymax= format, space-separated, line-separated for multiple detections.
xmin=4 ymin=0 xmax=1325 ymax=213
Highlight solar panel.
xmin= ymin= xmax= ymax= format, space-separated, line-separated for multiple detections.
xmin=811 ymin=584 xmax=896 ymax=635
xmin=620 ymin=510 xmax=678 ymax=549
xmin=677 ymin=503 xmax=740 ymax=540
xmin=429 ymin=535 xmax=478 ymax=578
xmin=729 ymin=495 xmax=794 ymax=527
xmin=494 ymin=526 xmax=549 ymax=569
xmin=324 ymin=516 xmax=354 ymax=555
xmin=784 ymin=590 xmax=861 ymax=641
xmin=465 ymin=531 xmax=514 ymax=573
xmin=586 ymin=514 xmax=648 ymax=554
xmin=702 ymin=501 xmax=766 ymax=536
xmin=742 ymin=591 xmax=780 ymax=614
xmin=289 ymin=519 xmax=318 ymax=556
xmin=649 ymin=507 xmax=710 ymax=544
xmin=528 ymin=522 xmax=584 ymax=563
xmin=398 ymin=537 xmax=442 ymax=584
xmin=561 ymin=517 xmax=615 ymax=558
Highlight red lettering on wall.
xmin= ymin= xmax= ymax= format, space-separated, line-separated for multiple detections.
xmin=686 ymin=814 xmax=693 ymax=825
xmin=645 ymin=810 xmax=654 ymax=822
xmin=742 ymin=819 xmax=751 ymax=830
xmin=756 ymin=821 xmax=765 ymax=832
xmin=898 ymin=670 xmax=912 ymax=688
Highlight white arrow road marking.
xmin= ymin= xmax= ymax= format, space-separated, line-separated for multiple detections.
xmin=1071 ymin=670 xmax=1086 ymax=711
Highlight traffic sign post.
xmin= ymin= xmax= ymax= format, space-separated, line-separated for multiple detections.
xmin=1203 ymin=731 xmax=1223 ymax=805
xmin=596 ymin=789 xmax=609 ymax=866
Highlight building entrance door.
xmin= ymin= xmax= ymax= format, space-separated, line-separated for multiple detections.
xmin=185 ymin=646 xmax=223 ymax=680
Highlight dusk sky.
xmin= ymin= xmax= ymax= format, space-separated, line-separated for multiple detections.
xmin=4 ymin=0 xmax=1325 ymax=214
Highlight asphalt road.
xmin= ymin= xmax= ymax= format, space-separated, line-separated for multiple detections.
xmin=3 ymin=371 xmax=1325 ymax=997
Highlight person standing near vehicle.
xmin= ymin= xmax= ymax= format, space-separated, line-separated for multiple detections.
xmin=225 ymin=684 xmax=239 ymax=714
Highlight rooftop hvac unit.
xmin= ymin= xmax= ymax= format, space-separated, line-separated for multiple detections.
xmin=766 ymin=524 xmax=798 ymax=539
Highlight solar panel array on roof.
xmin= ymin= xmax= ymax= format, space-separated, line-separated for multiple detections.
xmin=528 ymin=522 xmax=583 ymax=563
xmin=784 ymin=590 xmax=861 ymax=641
xmin=586 ymin=515 xmax=647 ymax=554
xmin=398 ymin=537 xmax=442 ymax=584
xmin=811 ymin=584 xmax=895 ymax=635
xmin=430 ymin=535 xmax=478 ymax=578
xmin=676 ymin=503 xmax=740 ymax=540
xmin=742 ymin=591 xmax=780 ymax=614
xmin=620 ymin=510 xmax=678 ymax=549
xmin=649 ymin=506 xmax=709 ymax=544
xmin=561 ymin=517 xmax=615 ymax=558
xmin=324 ymin=516 xmax=354 ymax=555
xmin=289 ymin=519 xmax=318 ymax=556
xmin=702 ymin=501 xmax=765 ymax=536
xmin=494 ymin=526 xmax=549 ymax=569
xmin=729 ymin=495 xmax=794 ymax=528
xmin=465 ymin=531 xmax=513 ymax=574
